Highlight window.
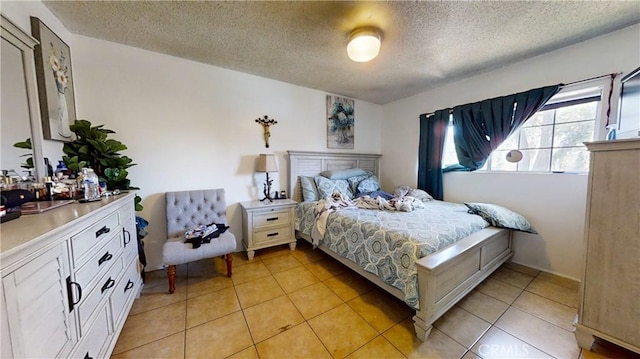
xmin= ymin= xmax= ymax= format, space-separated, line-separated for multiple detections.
xmin=442 ymin=115 xmax=458 ymax=168
xmin=442 ymin=79 xmax=612 ymax=173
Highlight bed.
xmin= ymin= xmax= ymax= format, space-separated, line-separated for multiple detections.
xmin=287 ymin=150 xmax=513 ymax=341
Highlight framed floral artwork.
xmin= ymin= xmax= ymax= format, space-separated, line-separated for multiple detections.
xmin=31 ymin=17 xmax=77 ymax=142
xmin=327 ymin=95 xmax=355 ymax=149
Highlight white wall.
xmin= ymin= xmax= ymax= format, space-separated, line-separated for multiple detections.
xmin=68 ymin=35 xmax=382 ymax=270
xmin=381 ymin=24 xmax=640 ymax=280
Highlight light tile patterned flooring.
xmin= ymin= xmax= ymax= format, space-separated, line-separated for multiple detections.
xmin=112 ymin=241 xmax=639 ymax=359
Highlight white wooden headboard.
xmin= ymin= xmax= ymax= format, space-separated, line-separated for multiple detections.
xmin=287 ymin=151 xmax=382 ymax=202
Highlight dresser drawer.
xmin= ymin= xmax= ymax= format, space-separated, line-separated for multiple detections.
xmin=253 ymin=209 xmax=291 ymax=228
xmin=110 ymin=257 xmax=140 ymax=328
xmin=72 ymin=212 xmax=121 ymax=267
xmin=72 ymin=305 xmax=111 ymax=359
xmin=253 ymin=225 xmax=292 ymax=245
xmin=77 ymin=257 xmax=124 ymax=334
xmin=75 ymin=234 xmax=123 ymax=293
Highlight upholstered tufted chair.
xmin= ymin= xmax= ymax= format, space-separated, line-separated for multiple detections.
xmin=162 ymin=189 xmax=236 ymax=294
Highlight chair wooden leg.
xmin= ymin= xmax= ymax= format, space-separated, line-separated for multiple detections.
xmin=167 ymin=265 xmax=176 ymax=294
xmin=225 ymin=253 xmax=233 ymax=278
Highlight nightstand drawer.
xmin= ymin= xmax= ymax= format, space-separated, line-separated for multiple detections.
xmin=253 ymin=210 xmax=291 ymax=228
xmin=254 ymin=225 xmax=291 ymax=244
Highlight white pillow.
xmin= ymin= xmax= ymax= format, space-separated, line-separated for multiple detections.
xmin=320 ymin=168 xmax=366 ymax=180
xmin=300 ymin=176 xmax=319 ymax=202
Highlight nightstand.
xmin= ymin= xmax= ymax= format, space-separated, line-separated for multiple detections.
xmin=240 ymin=199 xmax=297 ymax=260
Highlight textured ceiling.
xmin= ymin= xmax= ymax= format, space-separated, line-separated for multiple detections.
xmin=43 ymin=1 xmax=640 ymax=104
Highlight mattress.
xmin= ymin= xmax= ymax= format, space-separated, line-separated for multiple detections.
xmin=295 ymin=200 xmax=489 ymax=309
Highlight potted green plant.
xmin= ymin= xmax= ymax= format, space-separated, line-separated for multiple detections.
xmin=62 ymin=119 xmax=143 ymax=210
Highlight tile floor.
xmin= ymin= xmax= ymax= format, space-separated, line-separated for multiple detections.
xmin=112 ymin=241 xmax=639 ymax=359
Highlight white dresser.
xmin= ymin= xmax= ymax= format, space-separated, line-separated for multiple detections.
xmin=0 ymin=193 xmax=142 ymax=358
xmin=575 ymin=139 xmax=640 ymax=353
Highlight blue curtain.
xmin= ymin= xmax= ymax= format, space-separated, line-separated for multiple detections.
xmin=451 ymin=85 xmax=561 ymax=170
xmin=417 ymin=109 xmax=450 ymax=200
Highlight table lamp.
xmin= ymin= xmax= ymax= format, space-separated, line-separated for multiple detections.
xmin=257 ymin=154 xmax=278 ymax=202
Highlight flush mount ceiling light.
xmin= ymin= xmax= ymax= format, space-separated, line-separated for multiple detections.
xmin=347 ymin=27 xmax=381 ymax=63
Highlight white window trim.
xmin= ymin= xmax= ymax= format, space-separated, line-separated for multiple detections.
xmin=552 ymin=77 xmax=614 ymax=141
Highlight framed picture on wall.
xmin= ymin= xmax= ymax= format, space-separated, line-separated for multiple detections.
xmin=30 ymin=17 xmax=77 ymax=142
xmin=327 ymin=95 xmax=355 ymax=149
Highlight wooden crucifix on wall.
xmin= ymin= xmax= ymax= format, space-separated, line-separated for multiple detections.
xmin=255 ymin=115 xmax=277 ymax=148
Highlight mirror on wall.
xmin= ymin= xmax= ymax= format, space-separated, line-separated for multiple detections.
xmin=1 ymin=14 xmax=45 ymax=183
xmin=1 ymin=37 xmax=33 ymax=175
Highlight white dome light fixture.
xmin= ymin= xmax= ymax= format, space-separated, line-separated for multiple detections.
xmin=347 ymin=27 xmax=381 ymax=63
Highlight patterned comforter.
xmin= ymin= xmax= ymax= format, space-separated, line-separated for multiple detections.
xmin=295 ymin=200 xmax=489 ymax=309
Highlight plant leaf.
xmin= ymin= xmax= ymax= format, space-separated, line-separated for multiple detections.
xmin=13 ymin=138 xmax=32 ymax=149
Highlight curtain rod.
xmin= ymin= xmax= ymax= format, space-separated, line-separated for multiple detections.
xmin=422 ymin=73 xmax=618 ymax=118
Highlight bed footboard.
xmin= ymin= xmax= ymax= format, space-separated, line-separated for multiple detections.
xmin=413 ymin=227 xmax=512 ymax=341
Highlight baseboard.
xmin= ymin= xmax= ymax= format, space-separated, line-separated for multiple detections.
xmin=509 ymin=260 xmax=581 ymax=283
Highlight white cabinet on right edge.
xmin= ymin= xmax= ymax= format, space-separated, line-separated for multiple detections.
xmin=575 ymin=139 xmax=640 ymax=354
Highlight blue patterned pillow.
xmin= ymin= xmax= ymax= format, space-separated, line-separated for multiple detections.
xmin=300 ymin=176 xmax=319 ymax=202
xmin=357 ymin=175 xmax=380 ymax=193
xmin=465 ymin=202 xmax=537 ymax=234
xmin=315 ymin=176 xmax=353 ymax=199
xmin=347 ymin=174 xmax=370 ymax=194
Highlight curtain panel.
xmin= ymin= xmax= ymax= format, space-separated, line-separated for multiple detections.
xmin=417 ymin=109 xmax=450 ymax=200
xmin=451 ymin=84 xmax=561 ymax=170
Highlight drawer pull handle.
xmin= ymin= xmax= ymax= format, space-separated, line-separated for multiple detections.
xmin=123 ymin=228 xmax=132 ymax=246
xmin=267 ymin=232 xmax=279 ymax=237
xmin=95 ymin=226 xmax=111 ymax=238
xmin=66 ymin=276 xmax=82 ymax=312
xmin=101 ymin=277 xmax=115 ymax=293
xmin=98 ymin=252 xmax=113 ymax=266
xmin=266 ymin=217 xmax=279 ymax=221
xmin=124 ymin=280 xmax=135 ymax=292
xmin=84 ymin=352 xmax=93 ymax=359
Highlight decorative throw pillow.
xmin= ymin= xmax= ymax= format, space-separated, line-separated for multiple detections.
xmin=315 ymin=176 xmax=353 ymax=199
xmin=357 ymin=175 xmax=380 ymax=193
xmin=320 ymin=168 xmax=367 ymax=180
xmin=300 ymin=176 xmax=319 ymax=202
xmin=464 ymin=202 xmax=538 ymax=234
xmin=347 ymin=173 xmax=371 ymax=194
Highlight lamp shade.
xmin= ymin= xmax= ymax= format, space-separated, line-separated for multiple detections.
xmin=256 ymin=154 xmax=278 ymax=172
xmin=347 ymin=27 xmax=381 ymax=63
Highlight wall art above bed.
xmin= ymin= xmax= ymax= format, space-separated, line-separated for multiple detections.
xmin=326 ymin=95 xmax=354 ymax=149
